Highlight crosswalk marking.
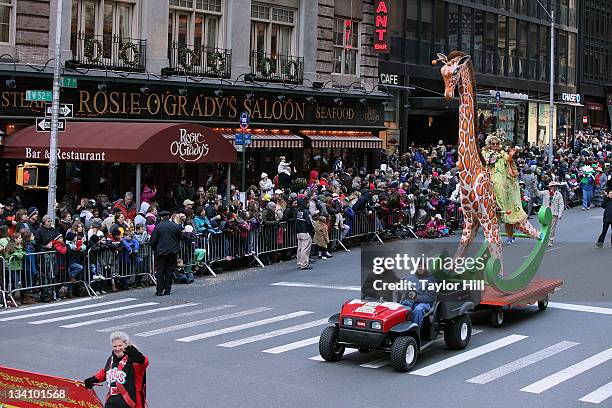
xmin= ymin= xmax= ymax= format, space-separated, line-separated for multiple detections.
xmin=96 ymin=305 xmax=235 ymax=333
xmin=0 ymin=298 xmax=138 ymax=322
xmin=270 ymin=282 xmax=361 ymax=291
xmin=410 ymin=334 xmax=528 ymax=377
xmin=579 ymin=381 xmax=612 ymax=404
xmin=359 ymin=330 xmax=484 ymax=369
xmin=262 ymin=337 xmax=320 ymax=354
xmin=136 ymin=307 xmax=273 ymax=338
xmin=0 ymin=297 xmax=94 ymax=315
xmin=60 ymin=303 xmax=201 ymax=328
xmin=521 ymin=348 xmax=612 ymax=394
xmin=29 ymin=302 xmax=159 ymax=325
xmin=309 ymin=350 xmax=357 ymax=361
xmin=218 ymin=319 xmax=328 ymax=348
xmin=548 ymin=302 xmax=612 ymax=316
xmin=176 ymin=311 xmax=313 ymax=343
xmin=466 ymin=341 xmax=580 ymax=384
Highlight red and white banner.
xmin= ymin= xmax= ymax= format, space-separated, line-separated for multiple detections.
xmin=0 ymin=365 xmax=103 ymax=408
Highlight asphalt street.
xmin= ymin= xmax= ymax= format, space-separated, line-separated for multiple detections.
xmin=1 ymin=207 xmax=611 ymax=408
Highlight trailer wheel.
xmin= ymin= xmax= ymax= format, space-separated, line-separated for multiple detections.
xmin=390 ymin=336 xmax=418 ymax=372
xmin=319 ymin=326 xmax=345 ymax=362
xmin=538 ymin=297 xmax=549 ymax=311
xmin=444 ymin=314 xmax=472 ymax=350
xmin=490 ymin=308 xmax=504 ymax=327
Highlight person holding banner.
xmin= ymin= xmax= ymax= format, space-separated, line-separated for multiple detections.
xmin=84 ymin=331 xmax=148 ymax=408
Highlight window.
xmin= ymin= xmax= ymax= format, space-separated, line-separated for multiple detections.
xmin=567 ymin=32 xmax=575 ymax=85
xmin=168 ymin=0 xmax=221 ymax=51
xmin=528 ymin=23 xmax=538 ymax=79
xmin=557 ymin=30 xmax=567 ymax=84
xmin=485 ymin=13 xmax=496 ymax=74
xmin=420 ymin=0 xmax=433 ymax=64
xmin=518 ymin=20 xmax=528 ymax=78
xmin=434 ymin=1 xmax=447 ymax=55
xmin=250 ymin=2 xmax=296 ymax=59
xmin=332 ymin=17 xmax=358 ymax=75
xmin=498 ymin=15 xmax=506 ymax=75
xmin=0 ymin=0 xmax=13 ymax=44
xmin=539 ymin=25 xmax=549 ymax=82
xmin=460 ymin=6 xmax=472 ymax=55
xmin=448 ymin=4 xmax=459 ymax=52
xmin=405 ymin=0 xmax=417 ymax=63
xmin=474 ymin=10 xmax=484 ymax=72
xmin=507 ymin=18 xmax=516 ymax=76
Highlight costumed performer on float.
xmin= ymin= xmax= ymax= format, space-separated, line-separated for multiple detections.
xmin=481 ymin=132 xmax=541 ymax=244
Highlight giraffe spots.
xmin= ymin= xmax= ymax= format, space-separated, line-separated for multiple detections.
xmin=461 ymin=187 xmax=469 ymax=196
xmin=468 ymin=190 xmax=476 ymax=202
xmin=465 ymin=174 xmax=472 ymax=185
xmin=476 ymin=184 xmax=484 ymax=196
xmin=462 ymin=121 xmax=468 ymax=131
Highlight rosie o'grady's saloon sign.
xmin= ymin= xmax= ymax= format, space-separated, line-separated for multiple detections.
xmin=170 ymin=128 xmax=210 ymax=162
xmin=0 ymin=85 xmax=385 ymax=127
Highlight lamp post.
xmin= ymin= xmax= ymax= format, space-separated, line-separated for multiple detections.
xmin=536 ymin=0 xmax=555 ymax=168
xmin=47 ymin=0 xmax=64 ymax=221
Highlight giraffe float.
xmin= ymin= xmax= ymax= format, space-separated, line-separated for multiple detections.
xmin=433 ymin=51 xmax=541 ymax=277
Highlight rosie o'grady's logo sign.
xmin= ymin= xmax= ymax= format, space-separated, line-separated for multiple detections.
xmin=170 ymin=128 xmax=210 ymax=162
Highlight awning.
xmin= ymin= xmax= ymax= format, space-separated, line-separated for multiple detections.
xmin=1 ymin=122 xmax=237 ymax=163
xmin=303 ymin=133 xmax=383 ymax=149
xmin=222 ymin=132 xmax=303 ymax=148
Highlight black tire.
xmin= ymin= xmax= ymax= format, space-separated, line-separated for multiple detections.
xmin=538 ymin=297 xmax=549 ymax=311
xmin=319 ymin=326 xmax=345 ymax=362
xmin=444 ymin=314 xmax=472 ymax=350
xmin=390 ymin=336 xmax=418 ymax=372
xmin=490 ymin=308 xmax=504 ymax=328
xmin=358 ymin=347 xmax=371 ymax=354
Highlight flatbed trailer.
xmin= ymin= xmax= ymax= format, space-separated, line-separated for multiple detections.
xmin=474 ymin=279 xmax=564 ymax=327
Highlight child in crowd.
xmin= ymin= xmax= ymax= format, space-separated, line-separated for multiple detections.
xmin=4 ymin=232 xmax=26 ymax=305
xmin=87 ymin=234 xmax=106 ymax=295
xmin=314 ymin=216 xmax=332 ymax=259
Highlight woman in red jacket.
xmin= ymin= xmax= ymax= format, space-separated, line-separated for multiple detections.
xmin=84 ymin=331 xmax=148 ymax=408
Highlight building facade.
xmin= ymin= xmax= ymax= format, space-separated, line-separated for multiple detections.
xmin=0 ymin=0 xmax=385 ymax=200
xmin=378 ymin=0 xmax=581 ymax=152
xmin=577 ymin=0 xmax=612 ymax=130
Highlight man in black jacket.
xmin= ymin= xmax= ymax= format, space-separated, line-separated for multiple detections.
xmin=150 ymin=211 xmax=183 ymax=295
xmin=296 ymin=199 xmax=314 ymax=270
xmin=596 ymin=189 xmax=612 ymax=248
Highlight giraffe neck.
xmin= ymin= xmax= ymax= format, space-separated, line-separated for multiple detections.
xmin=457 ymin=67 xmax=481 ymax=185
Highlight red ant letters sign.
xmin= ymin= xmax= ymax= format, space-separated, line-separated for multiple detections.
xmin=374 ymin=1 xmax=390 ymax=53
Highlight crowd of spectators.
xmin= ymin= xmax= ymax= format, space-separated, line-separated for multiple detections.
xmin=1 ymin=128 xmax=611 ymax=305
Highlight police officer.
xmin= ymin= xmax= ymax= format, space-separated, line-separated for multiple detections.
xmin=149 ymin=210 xmax=182 ymax=296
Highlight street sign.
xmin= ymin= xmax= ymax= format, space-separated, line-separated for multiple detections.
xmin=495 ymin=91 xmax=501 ymax=101
xmin=26 ymin=90 xmax=52 ymax=102
xmin=36 ymin=117 xmax=66 ymax=132
xmin=239 ymin=111 xmax=250 ymax=131
xmin=235 ymin=144 xmax=244 ymax=152
xmin=45 ymin=103 xmax=73 ymax=118
xmin=583 ymin=115 xmax=588 ymax=124
xmin=235 ymin=133 xmax=251 ymax=145
xmin=60 ymin=76 xmax=78 ymax=88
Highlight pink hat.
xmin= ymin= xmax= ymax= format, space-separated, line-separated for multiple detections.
xmin=398 ymin=188 xmax=406 ymax=194
xmin=432 ymin=172 xmax=439 ymax=177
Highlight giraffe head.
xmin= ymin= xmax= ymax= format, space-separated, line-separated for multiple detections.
xmin=435 ymin=52 xmax=472 ymax=101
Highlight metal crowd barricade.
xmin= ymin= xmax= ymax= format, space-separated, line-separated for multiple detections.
xmin=0 ymin=255 xmax=7 ymax=308
xmin=343 ymin=210 xmax=383 ymax=243
xmin=86 ymin=242 xmax=156 ymax=290
xmin=4 ymin=250 xmax=95 ymax=308
xmin=256 ymin=221 xmax=297 ymax=262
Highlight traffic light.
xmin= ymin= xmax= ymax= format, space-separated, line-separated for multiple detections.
xmin=16 ymin=164 xmax=43 ymax=189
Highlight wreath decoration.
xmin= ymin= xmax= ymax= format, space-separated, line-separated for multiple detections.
xmin=284 ymin=59 xmax=300 ymax=81
xmin=207 ymin=51 xmax=226 ymax=76
xmin=120 ymin=42 xmax=140 ymax=68
xmin=257 ymin=56 xmax=274 ymax=78
xmin=179 ymin=48 xmax=197 ymax=72
xmin=84 ymin=38 xmax=103 ymax=64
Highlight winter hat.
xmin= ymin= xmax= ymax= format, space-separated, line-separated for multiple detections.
xmin=139 ymin=201 xmax=150 ymax=214
xmin=267 ymin=202 xmax=276 ymax=210
xmin=263 ymin=194 xmax=271 ymax=201
xmin=27 ymin=207 xmax=38 ymax=218
xmin=261 ymin=172 xmax=268 ymax=179
xmin=289 ymin=192 xmax=298 ymax=199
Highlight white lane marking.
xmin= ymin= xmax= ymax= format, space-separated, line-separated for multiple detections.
xmin=219 ymin=319 xmax=328 ymax=348
xmin=176 ymin=311 xmax=313 ymax=343
xmin=588 ymin=216 xmax=602 ymax=219
xmin=29 ymin=302 xmax=158 ymax=324
xmin=521 ymin=348 xmax=612 ymax=394
xmin=548 ymin=302 xmax=612 ymax=316
xmin=0 ymin=297 xmax=94 ymax=315
xmin=263 ymin=336 xmax=321 ymax=354
xmin=579 ymin=381 xmax=612 ymax=404
xmin=466 ymin=341 xmax=580 ymax=384
xmin=270 ymin=281 xmax=361 ymax=291
xmin=309 ymin=350 xmax=357 ymax=361
xmin=522 ymin=245 xmax=567 ymax=258
xmin=96 ymin=305 xmax=235 ymax=332
xmin=359 ymin=329 xmax=484 ymax=369
xmin=135 ymin=307 xmax=273 ymax=337
xmin=0 ymin=298 xmax=138 ymax=321
xmin=60 ymin=303 xmax=200 ymax=328
xmin=410 ymin=334 xmax=528 ymax=377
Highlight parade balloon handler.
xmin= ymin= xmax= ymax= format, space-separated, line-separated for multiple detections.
xmin=84 ymin=331 xmax=148 ymax=408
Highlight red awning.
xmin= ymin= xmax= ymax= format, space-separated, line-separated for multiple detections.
xmin=302 ymin=133 xmax=383 ymax=149
xmin=1 ymin=122 xmax=237 ymax=163
xmin=222 ymin=132 xmax=303 ymax=148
